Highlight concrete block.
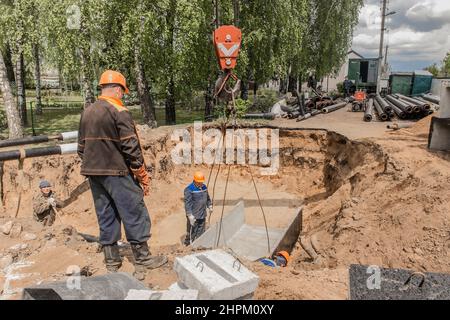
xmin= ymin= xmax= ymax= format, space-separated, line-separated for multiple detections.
xmin=173 ymin=249 xmax=259 ymax=300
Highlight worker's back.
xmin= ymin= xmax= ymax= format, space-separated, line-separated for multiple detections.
xmin=78 ymin=99 xmax=136 ymax=176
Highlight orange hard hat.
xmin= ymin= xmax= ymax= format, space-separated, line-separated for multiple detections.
xmin=193 ymin=172 xmax=205 ymax=183
xmin=276 ymin=251 xmax=291 ymax=263
xmin=99 ymin=70 xmax=129 ymax=94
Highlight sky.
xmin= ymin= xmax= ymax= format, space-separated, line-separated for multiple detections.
xmin=351 ymin=0 xmax=450 ymax=72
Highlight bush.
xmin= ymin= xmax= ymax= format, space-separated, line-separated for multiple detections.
xmin=336 ymin=82 xmax=344 ymax=94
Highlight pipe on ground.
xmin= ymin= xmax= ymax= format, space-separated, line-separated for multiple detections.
xmin=421 ymin=94 xmax=440 ymax=105
xmin=374 ymin=99 xmax=388 ymax=121
xmin=0 ymin=143 xmax=77 ymax=162
xmin=364 ymin=98 xmax=374 ymax=122
xmin=0 ymin=131 xmax=79 ymax=149
xmin=386 ymin=95 xmax=413 ymax=114
xmin=397 ymin=94 xmax=431 ymax=111
xmin=321 ymin=102 xmax=347 ymax=114
xmin=375 ymin=95 xmax=392 ymax=113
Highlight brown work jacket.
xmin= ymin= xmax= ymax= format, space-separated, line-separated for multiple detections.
xmin=32 ymin=191 xmax=64 ymax=222
xmin=77 ymin=96 xmax=144 ymax=176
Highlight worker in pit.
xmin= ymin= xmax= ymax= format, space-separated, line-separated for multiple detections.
xmin=32 ymin=180 xmax=64 ymax=226
xmin=77 ymin=70 xmax=167 ymax=280
xmin=184 ymin=172 xmax=213 ymax=246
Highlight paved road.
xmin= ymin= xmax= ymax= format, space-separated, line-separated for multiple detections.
xmin=271 ymin=105 xmax=415 ymax=140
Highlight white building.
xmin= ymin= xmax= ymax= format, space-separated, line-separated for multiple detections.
xmin=318 ymin=49 xmax=364 ymax=93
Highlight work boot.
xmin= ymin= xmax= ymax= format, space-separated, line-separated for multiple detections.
xmin=131 ymin=242 xmax=168 ymax=280
xmin=103 ymin=244 xmax=122 ymax=273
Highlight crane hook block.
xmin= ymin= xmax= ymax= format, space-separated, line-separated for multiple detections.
xmin=213 ymin=25 xmax=242 ymax=71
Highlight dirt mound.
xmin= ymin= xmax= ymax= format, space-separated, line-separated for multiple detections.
xmin=1 ymin=124 xmax=450 ymax=299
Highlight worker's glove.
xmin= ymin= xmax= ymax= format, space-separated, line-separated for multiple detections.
xmin=47 ymin=198 xmax=57 ymax=208
xmin=187 ymin=214 xmax=196 ymax=226
xmin=207 ymin=205 xmax=213 ymax=214
xmin=131 ymin=165 xmax=150 ymax=196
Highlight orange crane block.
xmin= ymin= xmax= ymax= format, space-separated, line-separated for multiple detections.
xmin=213 ymin=25 xmax=242 ymax=70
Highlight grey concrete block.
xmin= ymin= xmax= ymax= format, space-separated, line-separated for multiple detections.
xmin=174 ymin=249 xmax=259 ymax=300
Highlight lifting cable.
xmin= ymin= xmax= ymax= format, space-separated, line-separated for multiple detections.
xmin=206 ymin=95 xmax=271 ymax=256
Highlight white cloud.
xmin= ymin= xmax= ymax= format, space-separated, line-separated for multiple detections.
xmin=406 ymin=0 xmax=450 ymax=23
xmin=351 ymin=0 xmax=450 ymax=70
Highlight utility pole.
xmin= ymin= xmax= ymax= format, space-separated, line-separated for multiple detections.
xmin=376 ymin=0 xmax=387 ymax=94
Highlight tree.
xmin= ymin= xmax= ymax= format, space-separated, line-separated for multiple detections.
xmin=0 ymin=51 xmax=23 ymax=138
xmin=425 ymin=63 xmax=440 ymax=77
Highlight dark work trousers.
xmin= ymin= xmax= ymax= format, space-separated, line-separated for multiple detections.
xmin=88 ymin=175 xmax=151 ymax=246
xmin=184 ymin=217 xmax=206 ymax=245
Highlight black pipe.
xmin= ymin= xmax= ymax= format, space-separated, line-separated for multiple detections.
xmin=386 ymin=100 xmax=406 ymax=119
xmin=322 ymin=102 xmax=347 ymax=114
xmin=398 ymin=97 xmax=422 ymax=113
xmin=397 ymin=94 xmax=431 ymax=111
xmin=375 ymin=95 xmax=392 ymax=113
xmin=386 ymin=95 xmax=413 ymax=114
xmin=364 ymin=98 xmax=374 ymax=122
xmin=0 ymin=135 xmax=50 ymax=149
xmin=0 ymin=131 xmax=78 ymax=149
xmin=373 ymin=99 xmax=388 ymax=121
xmin=0 ymin=143 xmax=77 ymax=162
xmin=421 ymin=94 xmax=440 ymax=105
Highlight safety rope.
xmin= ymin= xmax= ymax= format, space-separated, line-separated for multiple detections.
xmin=216 ymin=164 xmax=231 ymax=248
xmin=248 ymin=164 xmax=271 ymax=255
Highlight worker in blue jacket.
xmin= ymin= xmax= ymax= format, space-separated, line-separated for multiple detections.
xmin=184 ymin=172 xmax=213 ymax=245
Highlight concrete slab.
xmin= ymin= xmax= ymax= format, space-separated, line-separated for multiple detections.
xmin=173 ymin=249 xmax=259 ymax=300
xmin=192 ymin=201 xmax=302 ymax=261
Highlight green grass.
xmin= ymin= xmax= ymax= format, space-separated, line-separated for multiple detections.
xmin=1 ymin=104 xmax=205 ymax=137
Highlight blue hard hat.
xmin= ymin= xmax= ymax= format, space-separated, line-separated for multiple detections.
xmin=39 ymin=180 xmax=51 ymax=189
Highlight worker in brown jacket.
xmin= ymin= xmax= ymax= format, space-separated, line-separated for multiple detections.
xmin=32 ymin=180 xmax=64 ymax=226
xmin=77 ymin=70 xmax=167 ymax=280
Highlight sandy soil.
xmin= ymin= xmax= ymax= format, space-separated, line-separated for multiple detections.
xmin=1 ymin=113 xmax=449 ymax=300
